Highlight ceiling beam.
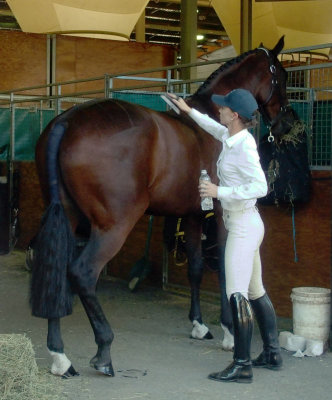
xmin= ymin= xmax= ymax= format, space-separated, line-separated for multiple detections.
xmin=145 ymin=23 xmax=226 ymax=36
xmin=149 ymin=0 xmax=213 ymax=6
xmin=0 ymin=9 xmax=13 ymax=17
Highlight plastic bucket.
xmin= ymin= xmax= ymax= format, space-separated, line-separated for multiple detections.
xmin=291 ymin=287 xmax=331 ymax=342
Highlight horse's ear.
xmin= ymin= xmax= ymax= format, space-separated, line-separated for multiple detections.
xmin=272 ymin=36 xmax=285 ymax=56
xmin=259 ymin=42 xmax=263 ymax=47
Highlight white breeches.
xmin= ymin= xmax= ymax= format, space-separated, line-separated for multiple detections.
xmin=223 ymin=206 xmax=266 ymax=301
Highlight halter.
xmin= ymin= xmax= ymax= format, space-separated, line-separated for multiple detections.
xmin=256 ymin=47 xmax=291 ymax=142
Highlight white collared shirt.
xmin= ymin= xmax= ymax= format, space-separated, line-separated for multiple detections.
xmin=189 ymin=109 xmax=268 ymax=211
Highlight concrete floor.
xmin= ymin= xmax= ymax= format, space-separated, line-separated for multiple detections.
xmin=1 ymin=250 xmax=332 ymax=400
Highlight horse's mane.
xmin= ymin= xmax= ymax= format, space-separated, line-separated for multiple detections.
xmin=193 ymin=48 xmax=257 ymax=97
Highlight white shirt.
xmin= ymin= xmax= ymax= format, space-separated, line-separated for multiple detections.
xmin=189 ymin=109 xmax=268 ymax=211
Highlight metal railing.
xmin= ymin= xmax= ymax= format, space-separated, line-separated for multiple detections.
xmin=0 ymin=42 xmax=331 ymax=252
xmin=0 ymin=42 xmax=331 ymax=166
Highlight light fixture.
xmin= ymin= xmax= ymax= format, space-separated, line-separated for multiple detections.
xmin=197 ymin=34 xmax=204 ymax=41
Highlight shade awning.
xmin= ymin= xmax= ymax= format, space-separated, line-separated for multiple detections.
xmin=212 ymin=0 xmax=332 ymax=54
xmin=7 ymin=0 xmax=149 ymax=41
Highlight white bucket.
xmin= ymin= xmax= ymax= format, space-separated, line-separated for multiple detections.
xmin=291 ymin=287 xmax=331 ymax=343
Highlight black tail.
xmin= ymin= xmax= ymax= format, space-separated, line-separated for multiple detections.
xmin=30 ymin=122 xmax=76 ymax=319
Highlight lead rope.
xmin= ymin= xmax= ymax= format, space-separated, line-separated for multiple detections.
xmin=267 ymin=132 xmax=298 ymax=263
xmin=291 ymin=204 xmax=298 ymax=262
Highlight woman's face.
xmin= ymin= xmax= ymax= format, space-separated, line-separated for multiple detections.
xmin=218 ymin=106 xmax=235 ymax=127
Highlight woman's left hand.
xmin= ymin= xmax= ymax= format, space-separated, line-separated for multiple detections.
xmin=199 ymin=181 xmax=218 ymax=198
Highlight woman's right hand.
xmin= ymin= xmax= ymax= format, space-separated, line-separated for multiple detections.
xmin=167 ymin=93 xmax=192 ymax=114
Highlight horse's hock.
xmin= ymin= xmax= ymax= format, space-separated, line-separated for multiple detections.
xmin=0 ymin=334 xmax=60 ymax=400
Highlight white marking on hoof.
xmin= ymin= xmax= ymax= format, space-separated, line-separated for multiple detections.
xmin=48 ymin=350 xmax=72 ymax=376
xmin=191 ymin=320 xmax=209 ymax=339
xmin=220 ymin=323 xmax=234 ymax=351
xmin=128 ymin=277 xmax=139 ymax=291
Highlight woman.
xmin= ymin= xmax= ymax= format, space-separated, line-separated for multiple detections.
xmin=169 ymin=89 xmax=282 ymax=384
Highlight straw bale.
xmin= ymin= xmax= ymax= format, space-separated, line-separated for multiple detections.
xmin=0 ymin=334 xmax=60 ymax=400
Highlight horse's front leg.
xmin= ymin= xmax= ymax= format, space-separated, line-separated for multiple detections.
xmin=47 ymin=318 xmax=80 ymax=378
xmin=215 ymin=209 xmax=234 ymax=350
xmin=184 ymin=215 xmax=213 ymax=340
xmin=218 ymin=251 xmax=234 ymax=350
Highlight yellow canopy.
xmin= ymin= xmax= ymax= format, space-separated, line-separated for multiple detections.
xmin=7 ymin=0 xmax=149 ymax=40
xmin=211 ymin=0 xmax=332 ymax=53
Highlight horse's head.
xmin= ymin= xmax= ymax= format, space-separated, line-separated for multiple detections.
xmin=192 ymin=36 xmax=298 ymax=142
xmin=254 ymin=36 xmax=297 ymax=141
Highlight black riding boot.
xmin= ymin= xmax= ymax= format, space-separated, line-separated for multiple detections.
xmin=208 ymin=292 xmax=253 ymax=383
xmin=250 ymin=293 xmax=283 ymax=370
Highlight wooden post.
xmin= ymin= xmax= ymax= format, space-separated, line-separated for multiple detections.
xmin=240 ymin=0 xmax=252 ymax=53
xmin=180 ymin=0 xmax=197 ymax=84
xmin=135 ymin=10 xmax=145 ymax=43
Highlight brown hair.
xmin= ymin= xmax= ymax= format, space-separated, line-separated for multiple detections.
xmin=238 ymin=110 xmax=259 ymax=129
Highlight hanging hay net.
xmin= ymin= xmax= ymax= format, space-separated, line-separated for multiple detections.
xmin=0 ymin=334 xmax=61 ymax=400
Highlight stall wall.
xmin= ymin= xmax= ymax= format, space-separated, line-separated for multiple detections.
xmin=0 ymin=30 xmax=175 ymax=94
xmin=0 ymin=31 xmax=47 ymax=94
xmin=0 ymin=29 xmax=330 ymax=318
xmin=55 ymin=36 xmax=175 ymax=95
xmin=166 ymin=171 xmax=331 ymax=318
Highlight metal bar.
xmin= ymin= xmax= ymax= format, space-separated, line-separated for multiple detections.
xmin=104 ymin=75 xmax=110 ymax=99
xmin=0 ymin=58 xmax=235 ymax=97
xmin=286 ymin=63 xmax=332 ymax=73
xmin=55 ymin=85 xmax=61 ymax=116
xmin=46 ymin=35 xmax=51 ymax=97
xmin=281 ymin=43 xmax=332 ymax=54
xmin=115 ymin=76 xmax=168 ymax=82
xmin=8 ymin=93 xmax=15 ymax=251
xmin=162 ymin=245 xmax=169 ymax=291
xmin=39 ymin=100 xmax=43 ymax=135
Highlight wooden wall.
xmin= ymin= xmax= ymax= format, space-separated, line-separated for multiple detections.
xmin=56 ymin=36 xmax=175 ymax=96
xmin=260 ymin=170 xmax=331 ymax=317
xmin=0 ymin=30 xmax=175 ymax=95
xmin=0 ymin=31 xmax=47 ymax=94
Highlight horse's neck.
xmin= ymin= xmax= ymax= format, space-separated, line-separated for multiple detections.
xmin=190 ymin=53 xmax=258 ymax=120
xmin=187 ymin=95 xmax=219 ymax=122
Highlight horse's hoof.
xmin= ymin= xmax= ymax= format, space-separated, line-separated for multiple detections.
xmin=61 ymin=365 xmax=80 ymax=379
xmin=204 ymin=331 xmax=214 ymax=340
xmin=191 ymin=320 xmax=214 ymax=340
xmin=93 ymin=363 xmax=115 ymax=376
xmin=128 ymin=276 xmax=140 ymax=291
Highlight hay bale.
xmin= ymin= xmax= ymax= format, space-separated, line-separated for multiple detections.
xmin=0 ymin=334 xmax=60 ymax=400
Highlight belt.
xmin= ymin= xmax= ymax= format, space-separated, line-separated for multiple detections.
xmin=223 ymin=206 xmax=258 ymax=216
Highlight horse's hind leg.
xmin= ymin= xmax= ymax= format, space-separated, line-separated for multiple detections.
xmin=68 ymin=225 xmax=135 ymax=376
xmin=184 ymin=215 xmax=213 ymax=340
xmin=47 ymin=318 xmax=80 ymax=378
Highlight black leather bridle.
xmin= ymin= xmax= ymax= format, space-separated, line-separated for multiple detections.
xmin=256 ymin=46 xmax=292 ymax=141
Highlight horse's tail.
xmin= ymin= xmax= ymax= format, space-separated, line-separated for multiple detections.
xmin=30 ymin=122 xmax=76 ymax=319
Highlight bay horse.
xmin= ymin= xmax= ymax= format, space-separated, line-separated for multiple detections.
xmin=30 ymin=36 xmax=298 ymax=377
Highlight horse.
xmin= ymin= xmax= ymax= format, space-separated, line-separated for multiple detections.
xmin=30 ymin=36 xmax=298 ymax=377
